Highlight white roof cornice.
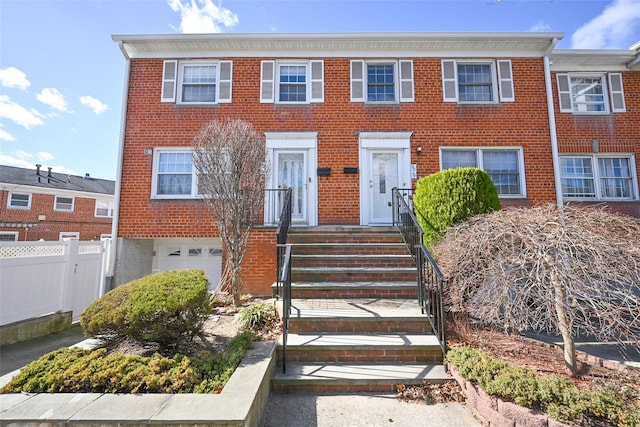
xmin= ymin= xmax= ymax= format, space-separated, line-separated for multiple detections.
xmin=112 ymin=32 xmax=565 ymax=59
xmin=551 ymin=49 xmax=640 ymax=71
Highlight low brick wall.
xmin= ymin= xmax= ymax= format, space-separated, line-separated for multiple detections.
xmin=448 ymin=365 xmax=571 ymax=427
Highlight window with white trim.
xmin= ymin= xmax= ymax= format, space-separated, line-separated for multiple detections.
xmin=442 ymin=59 xmax=514 ymax=104
xmin=59 ymin=232 xmax=79 ymax=241
xmin=54 ymin=196 xmax=74 ymax=211
xmin=440 ymin=148 xmax=525 ymax=197
xmin=161 ymin=60 xmax=233 ymax=104
xmin=351 ymin=60 xmax=414 ymax=103
xmin=95 ymin=200 xmax=114 ymax=218
xmin=560 ymin=155 xmax=637 ymax=200
xmin=261 ymin=60 xmax=324 ymax=104
xmin=152 ymin=149 xmax=203 ymax=199
xmin=8 ymin=192 xmax=31 ymax=209
xmin=556 ymin=73 xmax=625 ymax=114
xmin=0 ymin=232 xmax=18 ymax=241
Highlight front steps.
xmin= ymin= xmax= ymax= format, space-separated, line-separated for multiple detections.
xmin=272 ymin=226 xmax=447 ymax=393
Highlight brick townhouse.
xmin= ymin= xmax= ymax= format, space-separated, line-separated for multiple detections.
xmin=0 ymin=165 xmax=115 ymax=241
xmin=110 ymin=32 xmax=640 ymax=293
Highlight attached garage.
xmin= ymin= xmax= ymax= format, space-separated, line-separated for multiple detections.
xmin=152 ymin=238 xmax=223 ymax=291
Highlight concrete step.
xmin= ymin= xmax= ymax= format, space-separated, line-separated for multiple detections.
xmin=271 ymin=362 xmax=449 ymax=393
xmin=291 ymin=243 xmax=410 ymax=256
xmin=288 ymin=233 xmax=405 ymax=244
xmin=272 ymin=282 xmax=418 ymax=299
xmin=292 ymin=254 xmax=415 ymax=269
xmin=287 ymin=297 xmax=428 ymax=334
xmin=291 ymin=266 xmax=417 ymax=283
xmin=278 ymin=333 xmax=443 ymax=363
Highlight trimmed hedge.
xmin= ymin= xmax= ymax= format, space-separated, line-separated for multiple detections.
xmin=447 ymin=346 xmax=640 ymax=426
xmin=413 ymin=168 xmax=500 ymax=247
xmin=80 ymin=269 xmax=211 ymax=347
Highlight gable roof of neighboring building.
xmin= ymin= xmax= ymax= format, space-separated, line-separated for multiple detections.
xmin=0 ymin=165 xmax=115 ymax=196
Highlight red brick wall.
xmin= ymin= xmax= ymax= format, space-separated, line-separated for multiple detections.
xmin=119 ymin=57 xmax=559 ymax=236
xmin=0 ymin=190 xmax=112 ymax=241
xmin=551 ymin=71 xmax=640 ymax=217
xmin=238 ymin=227 xmax=277 ymax=296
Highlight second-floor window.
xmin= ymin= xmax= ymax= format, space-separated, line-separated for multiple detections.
xmin=556 ymin=73 xmax=626 ymax=114
xmin=152 ymin=149 xmax=201 ymax=199
xmin=161 ymin=60 xmax=233 ymax=104
xmin=351 ymin=60 xmax=414 ymax=103
xmin=55 ymin=196 xmax=74 ymax=211
xmin=560 ymin=155 xmax=637 ymax=200
xmin=442 ymin=59 xmax=514 ymax=104
xmin=261 ymin=60 xmax=324 ymax=104
xmin=8 ymin=192 xmax=31 ymax=209
xmin=95 ymin=200 xmax=114 ymax=218
xmin=440 ymin=147 xmax=525 ymax=197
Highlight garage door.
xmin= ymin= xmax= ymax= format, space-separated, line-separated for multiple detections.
xmin=153 ymin=239 xmax=222 ymax=291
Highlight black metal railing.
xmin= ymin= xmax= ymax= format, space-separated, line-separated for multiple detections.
xmin=275 ymin=188 xmax=292 ymax=298
xmin=278 ymin=243 xmax=292 ymax=374
xmin=392 ymin=188 xmax=448 ymax=355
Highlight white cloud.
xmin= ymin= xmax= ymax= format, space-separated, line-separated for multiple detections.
xmin=0 ymin=124 xmax=15 ymax=141
xmin=79 ymin=95 xmax=108 ymax=115
xmin=571 ymin=0 xmax=640 ymax=49
xmin=0 ymin=67 xmax=31 ymax=90
xmin=36 ymin=88 xmax=69 ymax=112
xmin=0 ymin=150 xmax=75 ymax=174
xmin=529 ymin=21 xmax=552 ymax=33
xmin=0 ymin=95 xmax=44 ymax=129
xmin=168 ymin=0 xmax=238 ymax=33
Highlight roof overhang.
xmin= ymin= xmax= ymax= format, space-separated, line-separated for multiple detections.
xmin=551 ymin=49 xmax=640 ymax=71
xmin=112 ymin=32 xmax=565 ymax=59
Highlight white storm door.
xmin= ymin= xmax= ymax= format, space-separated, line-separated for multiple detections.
xmin=275 ymin=151 xmax=308 ymax=223
xmin=369 ymin=151 xmax=401 ymax=224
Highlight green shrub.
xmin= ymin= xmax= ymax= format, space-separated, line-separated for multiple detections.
xmin=414 ymin=168 xmax=500 ymax=247
xmin=447 ymin=346 xmax=640 ymax=426
xmin=80 ymin=270 xmax=211 ymax=348
xmin=0 ymin=332 xmax=254 ymax=394
xmin=234 ymin=303 xmax=277 ymax=333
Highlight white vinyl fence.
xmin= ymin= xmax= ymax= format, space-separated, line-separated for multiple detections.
xmin=0 ymin=239 xmax=110 ymax=326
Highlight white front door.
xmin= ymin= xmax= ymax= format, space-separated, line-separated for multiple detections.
xmin=275 ymin=150 xmax=308 ymax=223
xmin=369 ymin=150 xmax=401 ymax=224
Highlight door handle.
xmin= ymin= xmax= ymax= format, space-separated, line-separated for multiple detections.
xmin=387 ymin=202 xmax=392 ymax=207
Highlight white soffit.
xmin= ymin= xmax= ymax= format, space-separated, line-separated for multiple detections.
xmin=551 ymin=49 xmax=638 ymax=71
xmin=113 ymin=32 xmax=565 ymax=59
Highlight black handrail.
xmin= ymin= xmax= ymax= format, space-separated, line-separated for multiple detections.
xmin=278 ymin=243 xmax=292 ymax=374
xmin=392 ymin=188 xmax=448 ymax=355
xmin=275 ymin=188 xmax=292 ymax=298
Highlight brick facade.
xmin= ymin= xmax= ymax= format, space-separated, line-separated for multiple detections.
xmin=113 ymin=33 xmax=640 ymax=294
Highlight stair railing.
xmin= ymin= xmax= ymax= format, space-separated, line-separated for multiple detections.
xmin=275 ymin=188 xmax=292 ymax=298
xmin=392 ymin=188 xmax=448 ymax=355
xmin=278 ymin=243 xmax=292 ymax=374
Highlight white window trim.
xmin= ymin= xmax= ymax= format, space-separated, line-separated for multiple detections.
xmin=175 ymin=60 xmax=232 ymax=105
xmin=95 ymin=199 xmax=114 ymax=218
xmin=59 ymin=232 xmax=79 ymax=241
xmin=7 ymin=192 xmax=31 ymax=209
xmin=557 ymin=73 xmax=611 ymax=115
xmin=365 ymin=60 xmax=399 ymax=104
xmin=439 ymin=147 xmax=527 ymax=198
xmin=442 ymin=59 xmax=514 ymax=104
xmin=276 ymin=61 xmax=310 ymax=105
xmin=151 ymin=147 xmax=201 ymax=199
xmin=54 ymin=196 xmax=75 ymax=212
xmin=0 ymin=232 xmax=19 ymax=241
xmin=559 ymin=154 xmax=638 ymax=201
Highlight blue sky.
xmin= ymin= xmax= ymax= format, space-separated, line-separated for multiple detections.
xmin=1 ymin=0 xmax=639 ymax=181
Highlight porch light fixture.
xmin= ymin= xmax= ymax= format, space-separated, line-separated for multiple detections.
xmin=416 ymin=145 xmax=423 ymax=155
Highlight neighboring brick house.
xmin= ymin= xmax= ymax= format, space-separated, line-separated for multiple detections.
xmin=0 ymin=165 xmax=115 ymax=242
xmin=110 ymin=32 xmax=639 ymax=293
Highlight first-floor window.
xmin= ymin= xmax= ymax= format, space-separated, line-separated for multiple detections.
xmin=55 ymin=196 xmax=74 ymax=211
xmin=0 ymin=232 xmax=18 ymax=241
xmin=560 ymin=155 xmax=636 ymax=200
xmin=441 ymin=148 xmax=525 ymax=197
xmin=59 ymin=232 xmax=79 ymax=240
xmin=153 ymin=149 xmax=201 ymax=198
xmin=95 ymin=200 xmax=114 ymax=217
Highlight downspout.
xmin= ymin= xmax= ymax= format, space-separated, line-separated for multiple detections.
xmin=543 ymin=38 xmax=564 ymax=212
xmin=106 ymin=40 xmax=130 ymax=293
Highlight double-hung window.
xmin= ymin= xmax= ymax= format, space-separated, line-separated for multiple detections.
xmin=152 ymin=149 xmax=202 ymax=199
xmin=55 ymin=196 xmax=74 ymax=211
xmin=351 ymin=60 xmax=414 ymax=103
xmin=560 ymin=155 xmax=636 ymax=200
xmin=8 ymin=192 xmax=31 ymax=209
xmin=441 ymin=148 xmax=525 ymax=197
xmin=442 ymin=59 xmax=514 ymax=104
xmin=95 ymin=200 xmax=114 ymax=218
xmin=556 ymin=73 xmax=625 ymax=114
xmin=261 ymin=60 xmax=324 ymax=104
xmin=161 ymin=60 xmax=233 ymax=104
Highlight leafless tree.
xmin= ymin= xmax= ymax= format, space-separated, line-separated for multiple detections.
xmin=192 ymin=119 xmax=269 ymax=307
xmin=434 ymin=204 xmax=640 ymax=376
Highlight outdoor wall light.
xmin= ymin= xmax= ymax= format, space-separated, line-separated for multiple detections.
xmin=416 ymin=145 xmax=423 ymax=155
